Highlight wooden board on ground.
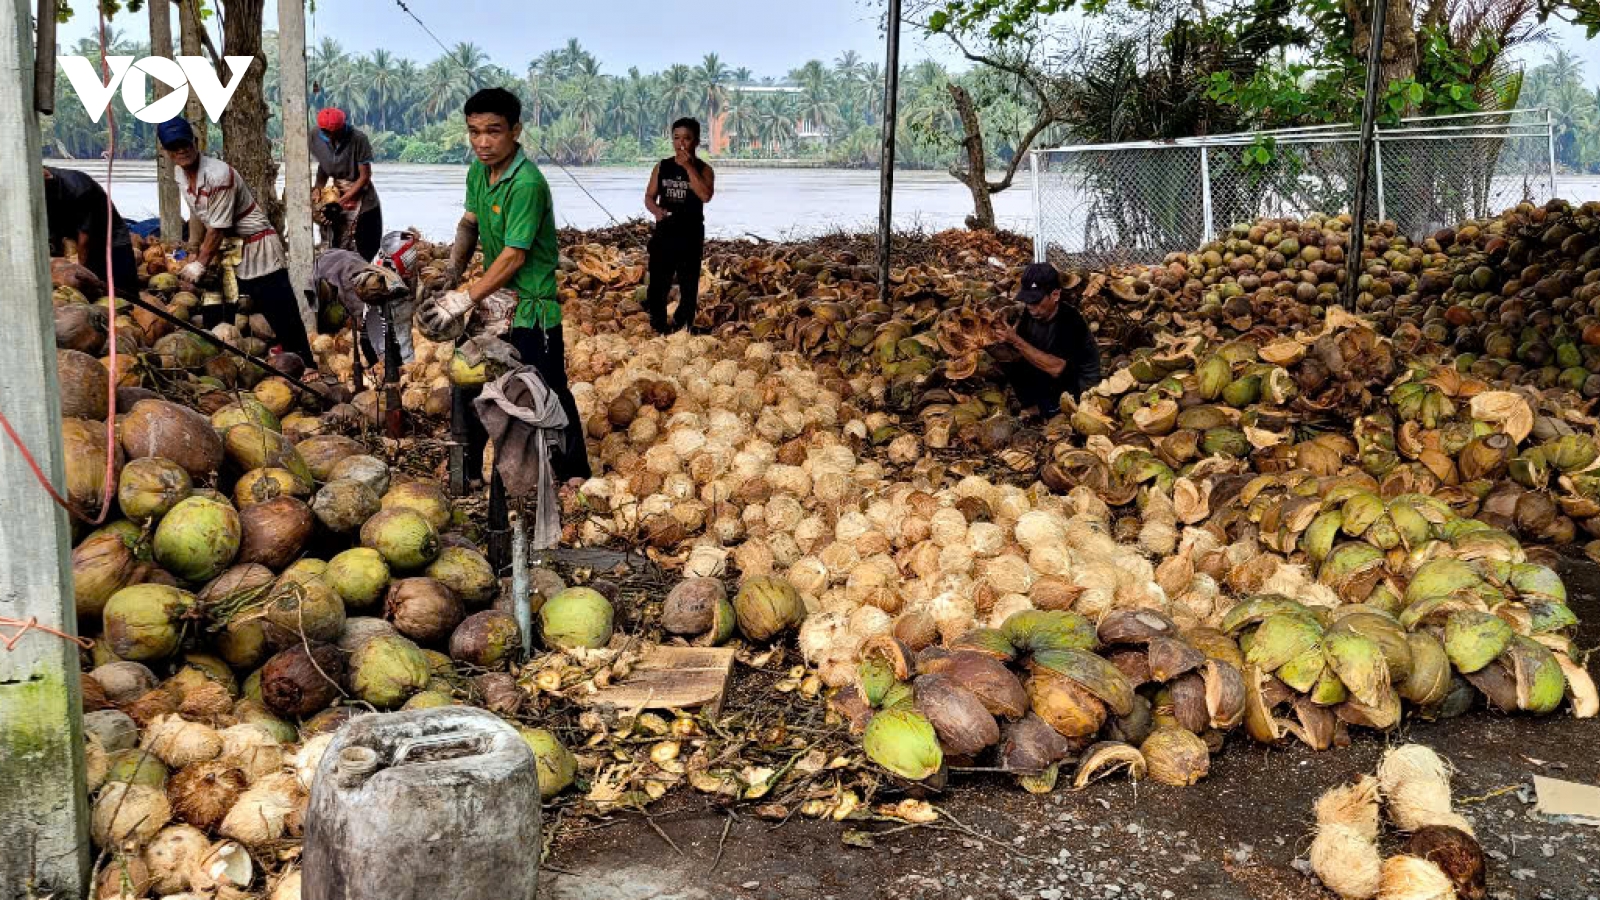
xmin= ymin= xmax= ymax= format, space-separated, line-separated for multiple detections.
xmin=581 ymin=645 xmax=737 ymax=717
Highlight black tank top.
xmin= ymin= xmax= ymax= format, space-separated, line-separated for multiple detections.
xmin=656 ymin=158 xmax=705 ymax=224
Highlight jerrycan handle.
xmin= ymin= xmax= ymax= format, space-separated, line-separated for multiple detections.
xmin=391 ymin=731 xmax=490 ymax=767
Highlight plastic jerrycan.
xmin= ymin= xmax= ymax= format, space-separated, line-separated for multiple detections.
xmin=302 ymin=707 xmax=541 ymax=900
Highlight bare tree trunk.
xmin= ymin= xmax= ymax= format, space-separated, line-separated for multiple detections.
xmin=149 ymin=0 xmax=183 ymax=243
xmin=948 ymin=83 xmax=996 ymax=231
xmin=220 ymin=0 xmax=282 ymax=231
xmin=178 ymin=0 xmax=207 ymax=245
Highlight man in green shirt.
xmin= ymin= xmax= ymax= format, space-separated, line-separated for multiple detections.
xmin=421 ymin=87 xmax=590 ymax=484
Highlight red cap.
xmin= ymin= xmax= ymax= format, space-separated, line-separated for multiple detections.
xmin=316 ymin=107 xmax=347 ymax=132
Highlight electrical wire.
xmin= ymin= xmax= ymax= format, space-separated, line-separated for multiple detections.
xmin=389 ymin=0 xmax=631 ymax=232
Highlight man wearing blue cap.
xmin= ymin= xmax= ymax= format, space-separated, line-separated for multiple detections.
xmin=994 ymin=261 xmax=1101 ymax=419
xmin=156 ymin=117 xmax=315 ymax=365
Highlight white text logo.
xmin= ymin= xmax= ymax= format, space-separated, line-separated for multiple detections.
xmin=57 ymin=56 xmax=253 ymax=124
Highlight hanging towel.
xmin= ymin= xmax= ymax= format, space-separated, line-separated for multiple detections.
xmin=474 ymin=366 xmax=569 ymax=550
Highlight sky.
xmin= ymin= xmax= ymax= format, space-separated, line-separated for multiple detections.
xmin=56 ymin=0 xmax=962 ymax=76
xmin=54 ymin=0 xmax=1600 ymax=87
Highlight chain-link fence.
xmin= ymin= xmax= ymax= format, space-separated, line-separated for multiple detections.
xmin=1030 ymin=110 xmax=1557 ymax=269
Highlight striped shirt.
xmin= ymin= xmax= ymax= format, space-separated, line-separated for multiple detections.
xmin=179 ymin=156 xmax=284 ymax=280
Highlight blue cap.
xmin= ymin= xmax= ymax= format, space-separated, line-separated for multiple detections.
xmin=156 ymin=117 xmax=195 ymax=148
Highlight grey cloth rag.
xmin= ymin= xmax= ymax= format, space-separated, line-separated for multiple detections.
xmin=474 ymin=366 xmax=569 ymax=550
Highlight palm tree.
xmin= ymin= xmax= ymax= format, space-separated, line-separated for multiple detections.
xmin=1543 ymin=49 xmax=1584 ymax=92
xmin=618 ymin=67 xmax=654 ymax=145
xmin=363 ymin=49 xmax=400 ymax=132
xmin=661 ymin=64 xmax=695 ymax=127
xmin=525 ymin=55 xmax=562 ymax=128
xmin=563 ymin=73 xmax=607 ymax=134
xmin=725 ymin=90 xmax=762 ymax=154
xmin=834 ymin=50 xmax=864 ymax=83
xmin=695 ymin=53 xmax=732 ymax=148
xmin=559 ymin=39 xmax=594 ymax=78
xmin=732 ymin=66 xmax=754 ymax=85
xmin=445 ymin=42 xmax=491 ymax=92
xmin=310 ymin=37 xmax=349 ymax=104
xmin=757 ymin=94 xmax=798 ymax=157
xmin=420 ymin=57 xmax=462 ymax=120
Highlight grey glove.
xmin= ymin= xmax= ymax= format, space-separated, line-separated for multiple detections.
xmin=417 ymin=293 xmax=468 ymax=343
xmin=459 ymin=334 xmax=522 ymax=372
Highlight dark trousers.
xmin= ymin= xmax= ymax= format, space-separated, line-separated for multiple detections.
xmin=646 ymin=221 xmax=705 ymax=333
xmin=239 ymin=268 xmax=315 ymax=364
xmin=331 ymin=205 xmax=383 ymax=260
xmin=454 ymin=383 xmax=490 ymax=486
xmin=1002 ymin=359 xmax=1076 ymax=418
xmin=84 ymin=241 xmax=138 ymax=299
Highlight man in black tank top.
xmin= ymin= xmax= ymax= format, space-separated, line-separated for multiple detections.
xmin=644 ymin=117 xmax=715 ymax=334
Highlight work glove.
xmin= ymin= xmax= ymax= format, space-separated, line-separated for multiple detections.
xmin=441 ymin=262 xmax=463 ymax=290
xmin=179 ymin=260 xmax=207 ymax=283
xmin=416 ymin=290 xmax=474 ymax=343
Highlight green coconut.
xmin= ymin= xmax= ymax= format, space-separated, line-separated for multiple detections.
xmin=426 ymin=546 xmax=499 ymax=604
xmin=72 ymin=530 xmax=139 ymax=619
xmin=211 ymin=399 xmax=280 ymax=434
xmin=102 ymin=584 xmax=195 ymax=661
xmin=324 ymin=548 xmax=392 ymax=610
xmin=449 ymin=610 xmax=522 ymax=669
xmin=360 ymin=507 xmax=440 ymax=571
xmin=223 ymin=424 xmax=313 ymax=486
xmin=348 ymin=634 xmax=430 ymax=709
xmin=516 ymin=726 xmax=578 ymax=798
xmin=539 ymin=587 xmax=614 ymax=650
xmin=117 ymin=457 xmax=192 ymax=524
xmin=863 ymin=707 xmax=943 ymax=781
xmin=1444 ymin=610 xmax=1515 ymax=674
xmin=380 ymin=481 xmax=453 ymax=531
xmin=152 ymin=496 xmax=241 ymax=583
xmin=401 ymin=690 xmax=454 ymax=710
xmin=732 ymin=576 xmax=807 ymax=642
xmin=104 ymin=748 xmax=169 ymax=789
xmin=311 ymin=479 xmax=383 ymax=534
xmin=263 ymin=575 xmax=347 ymax=643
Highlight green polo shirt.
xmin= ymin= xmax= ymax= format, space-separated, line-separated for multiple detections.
xmin=465 ymin=150 xmax=561 ymax=330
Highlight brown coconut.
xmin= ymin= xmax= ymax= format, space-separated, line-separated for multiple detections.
xmin=914 ymin=673 xmax=1001 ymax=757
xmin=385 ymin=577 xmax=464 ymax=645
xmin=237 ymin=496 xmax=314 ymax=570
xmin=58 ymin=348 xmax=111 ymax=420
xmin=259 ymin=643 xmax=345 ymax=719
xmin=1405 ymin=825 xmax=1485 ymax=900
xmin=295 ymin=434 xmax=365 ymax=483
xmin=661 ymin=577 xmax=727 ymax=636
xmin=122 ymin=400 xmax=226 ymax=481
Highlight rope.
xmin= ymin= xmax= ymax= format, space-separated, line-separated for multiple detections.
xmin=0 ymin=9 xmax=121 ymax=525
xmin=0 ymin=616 xmax=95 ymax=652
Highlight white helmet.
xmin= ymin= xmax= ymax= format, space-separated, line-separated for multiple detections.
xmin=377 ymin=230 xmax=421 ymax=282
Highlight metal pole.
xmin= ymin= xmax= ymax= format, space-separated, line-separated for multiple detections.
xmin=1373 ymin=138 xmax=1386 ymax=224
xmin=149 ymin=0 xmax=184 ymax=242
xmin=0 ymin=0 xmax=90 ymax=892
xmin=1199 ymin=147 xmax=1215 ymax=244
xmin=32 ymin=0 xmax=53 ymax=113
xmin=876 ymin=0 xmax=903 ymax=302
xmin=279 ymin=0 xmax=316 ymax=334
xmin=1546 ymin=108 xmax=1559 ymax=201
xmin=1342 ymin=0 xmax=1388 ymax=311
xmin=511 ymin=509 xmax=532 ymax=658
xmin=1028 ymin=150 xmax=1044 ymax=263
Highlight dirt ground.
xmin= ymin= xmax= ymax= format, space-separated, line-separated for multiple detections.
xmin=539 ymin=560 xmax=1600 ymax=900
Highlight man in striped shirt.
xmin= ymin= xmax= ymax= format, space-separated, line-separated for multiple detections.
xmin=158 ymin=116 xmax=314 ymax=365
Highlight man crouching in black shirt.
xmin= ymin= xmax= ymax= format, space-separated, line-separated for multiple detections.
xmin=994 ymin=262 xmax=1101 ymax=418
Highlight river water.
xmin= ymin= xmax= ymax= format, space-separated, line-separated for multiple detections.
xmin=43 ymin=160 xmax=1039 ymax=241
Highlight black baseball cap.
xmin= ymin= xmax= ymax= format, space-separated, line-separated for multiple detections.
xmin=1015 ymin=263 xmax=1062 ymax=306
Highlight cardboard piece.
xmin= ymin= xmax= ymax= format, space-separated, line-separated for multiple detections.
xmin=1533 ymin=775 xmax=1600 ymax=825
xmin=581 ymin=645 xmax=737 ymax=717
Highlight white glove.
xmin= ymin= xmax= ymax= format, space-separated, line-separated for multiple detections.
xmin=416 ymin=293 xmax=468 ymax=343
xmin=439 ymin=290 xmax=474 ymax=319
xmin=179 ymin=260 xmax=207 ymax=283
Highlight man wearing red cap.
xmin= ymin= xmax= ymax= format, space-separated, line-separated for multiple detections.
xmin=310 ymin=107 xmax=382 ymax=259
